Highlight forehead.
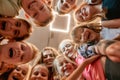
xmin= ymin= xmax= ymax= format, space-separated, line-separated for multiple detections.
xmin=43 ymin=49 xmax=53 ymax=54
xmin=33 ymin=65 xmax=48 ymax=72
xmin=61 ymin=41 xmax=72 ymax=48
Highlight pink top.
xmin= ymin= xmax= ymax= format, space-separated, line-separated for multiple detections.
xmin=75 ymin=55 xmax=105 ymax=80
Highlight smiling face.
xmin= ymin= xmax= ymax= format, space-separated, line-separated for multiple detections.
xmin=0 ymin=42 xmax=34 ymax=65
xmin=59 ymin=40 xmax=76 ymax=61
xmin=74 ymin=27 xmax=100 ymax=43
xmin=55 ymin=56 xmax=75 ymax=77
xmin=0 ymin=18 xmax=30 ymax=40
xmin=8 ymin=64 xmax=29 ymax=80
xmin=30 ymin=65 xmax=48 ymax=80
xmin=75 ymin=4 xmax=97 ymax=22
xmin=42 ymin=49 xmax=55 ymax=68
xmin=57 ymin=0 xmax=76 ymax=13
xmin=21 ymin=0 xmax=52 ymax=26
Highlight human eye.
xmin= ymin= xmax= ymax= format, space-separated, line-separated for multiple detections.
xmin=41 ymin=72 xmax=47 ymax=77
xmin=39 ymin=5 xmax=44 ymax=10
xmin=49 ymin=54 xmax=54 ymax=57
xmin=43 ymin=55 xmax=47 ymax=58
xmin=33 ymin=13 xmax=37 ymax=18
xmin=15 ymin=21 xmax=21 ymax=27
xmin=22 ymin=70 xmax=27 ymax=75
xmin=34 ymin=71 xmax=39 ymax=75
xmin=16 ymin=67 xmax=21 ymax=71
xmin=21 ymin=44 xmax=26 ymax=51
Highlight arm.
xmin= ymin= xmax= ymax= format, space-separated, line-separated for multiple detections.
xmin=66 ymin=55 xmax=100 ymax=80
xmin=102 ymin=19 xmax=120 ymax=28
xmin=95 ymin=40 xmax=120 ymax=62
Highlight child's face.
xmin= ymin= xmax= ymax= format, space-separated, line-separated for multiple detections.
xmin=30 ymin=65 xmax=48 ymax=80
xmin=74 ymin=28 xmax=99 ymax=43
xmin=75 ymin=4 xmax=97 ymax=22
xmin=60 ymin=41 xmax=76 ymax=60
xmin=57 ymin=0 xmax=76 ymax=13
xmin=43 ymin=49 xmax=55 ymax=68
xmin=8 ymin=64 xmax=29 ymax=80
xmin=56 ymin=57 xmax=75 ymax=77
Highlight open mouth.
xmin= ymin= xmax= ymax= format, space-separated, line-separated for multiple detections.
xmin=12 ymin=76 xmax=19 ymax=80
xmin=0 ymin=21 xmax=6 ymax=30
xmin=9 ymin=48 xmax=13 ymax=58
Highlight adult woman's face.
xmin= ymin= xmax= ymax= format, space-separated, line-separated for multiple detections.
xmin=8 ymin=64 xmax=29 ymax=80
xmin=60 ymin=41 xmax=76 ymax=60
xmin=57 ymin=0 xmax=76 ymax=13
xmin=75 ymin=4 xmax=97 ymax=22
xmin=0 ymin=42 xmax=34 ymax=65
xmin=56 ymin=57 xmax=75 ymax=77
xmin=43 ymin=49 xmax=55 ymax=68
xmin=22 ymin=0 xmax=52 ymax=24
xmin=74 ymin=28 xmax=99 ymax=43
xmin=0 ymin=18 xmax=29 ymax=39
xmin=30 ymin=65 xmax=48 ymax=80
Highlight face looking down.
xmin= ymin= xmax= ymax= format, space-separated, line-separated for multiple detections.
xmin=75 ymin=4 xmax=97 ymax=22
xmin=8 ymin=64 xmax=29 ymax=80
xmin=73 ymin=27 xmax=100 ymax=43
xmin=59 ymin=40 xmax=76 ymax=60
xmin=42 ymin=49 xmax=55 ymax=68
xmin=30 ymin=64 xmax=48 ymax=80
xmin=55 ymin=56 xmax=76 ymax=77
xmin=21 ymin=0 xmax=52 ymax=26
xmin=0 ymin=41 xmax=34 ymax=65
xmin=57 ymin=0 xmax=76 ymax=13
xmin=0 ymin=18 xmax=31 ymax=40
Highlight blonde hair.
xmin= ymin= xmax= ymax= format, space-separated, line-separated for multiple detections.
xmin=41 ymin=47 xmax=59 ymax=63
xmin=73 ymin=1 xmax=106 ymax=24
xmin=53 ymin=55 xmax=77 ymax=78
xmin=70 ymin=23 xmax=102 ymax=44
xmin=58 ymin=39 xmax=76 ymax=53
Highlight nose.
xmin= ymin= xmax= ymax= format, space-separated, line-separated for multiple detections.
xmin=65 ymin=47 xmax=69 ymax=51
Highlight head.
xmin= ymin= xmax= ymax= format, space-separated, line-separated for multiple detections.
xmin=41 ymin=47 xmax=59 ymax=68
xmin=21 ymin=0 xmax=53 ymax=27
xmin=0 ymin=18 xmax=32 ymax=41
xmin=71 ymin=23 xmax=101 ymax=44
xmin=56 ymin=0 xmax=77 ymax=14
xmin=53 ymin=55 xmax=77 ymax=77
xmin=8 ymin=64 xmax=29 ymax=80
xmin=30 ymin=64 xmax=49 ymax=80
xmin=59 ymin=39 xmax=76 ymax=61
xmin=0 ymin=41 xmax=39 ymax=65
xmin=74 ymin=2 xmax=102 ymax=23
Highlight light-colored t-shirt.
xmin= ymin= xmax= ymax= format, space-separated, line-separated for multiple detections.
xmin=0 ymin=0 xmax=21 ymax=17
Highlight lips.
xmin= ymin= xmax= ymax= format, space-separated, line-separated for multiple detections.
xmin=12 ymin=76 xmax=19 ymax=80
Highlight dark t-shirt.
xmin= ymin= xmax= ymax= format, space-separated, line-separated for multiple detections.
xmin=102 ymin=0 xmax=120 ymax=20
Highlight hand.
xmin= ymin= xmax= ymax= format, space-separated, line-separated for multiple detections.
xmin=84 ymin=55 xmax=101 ymax=64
